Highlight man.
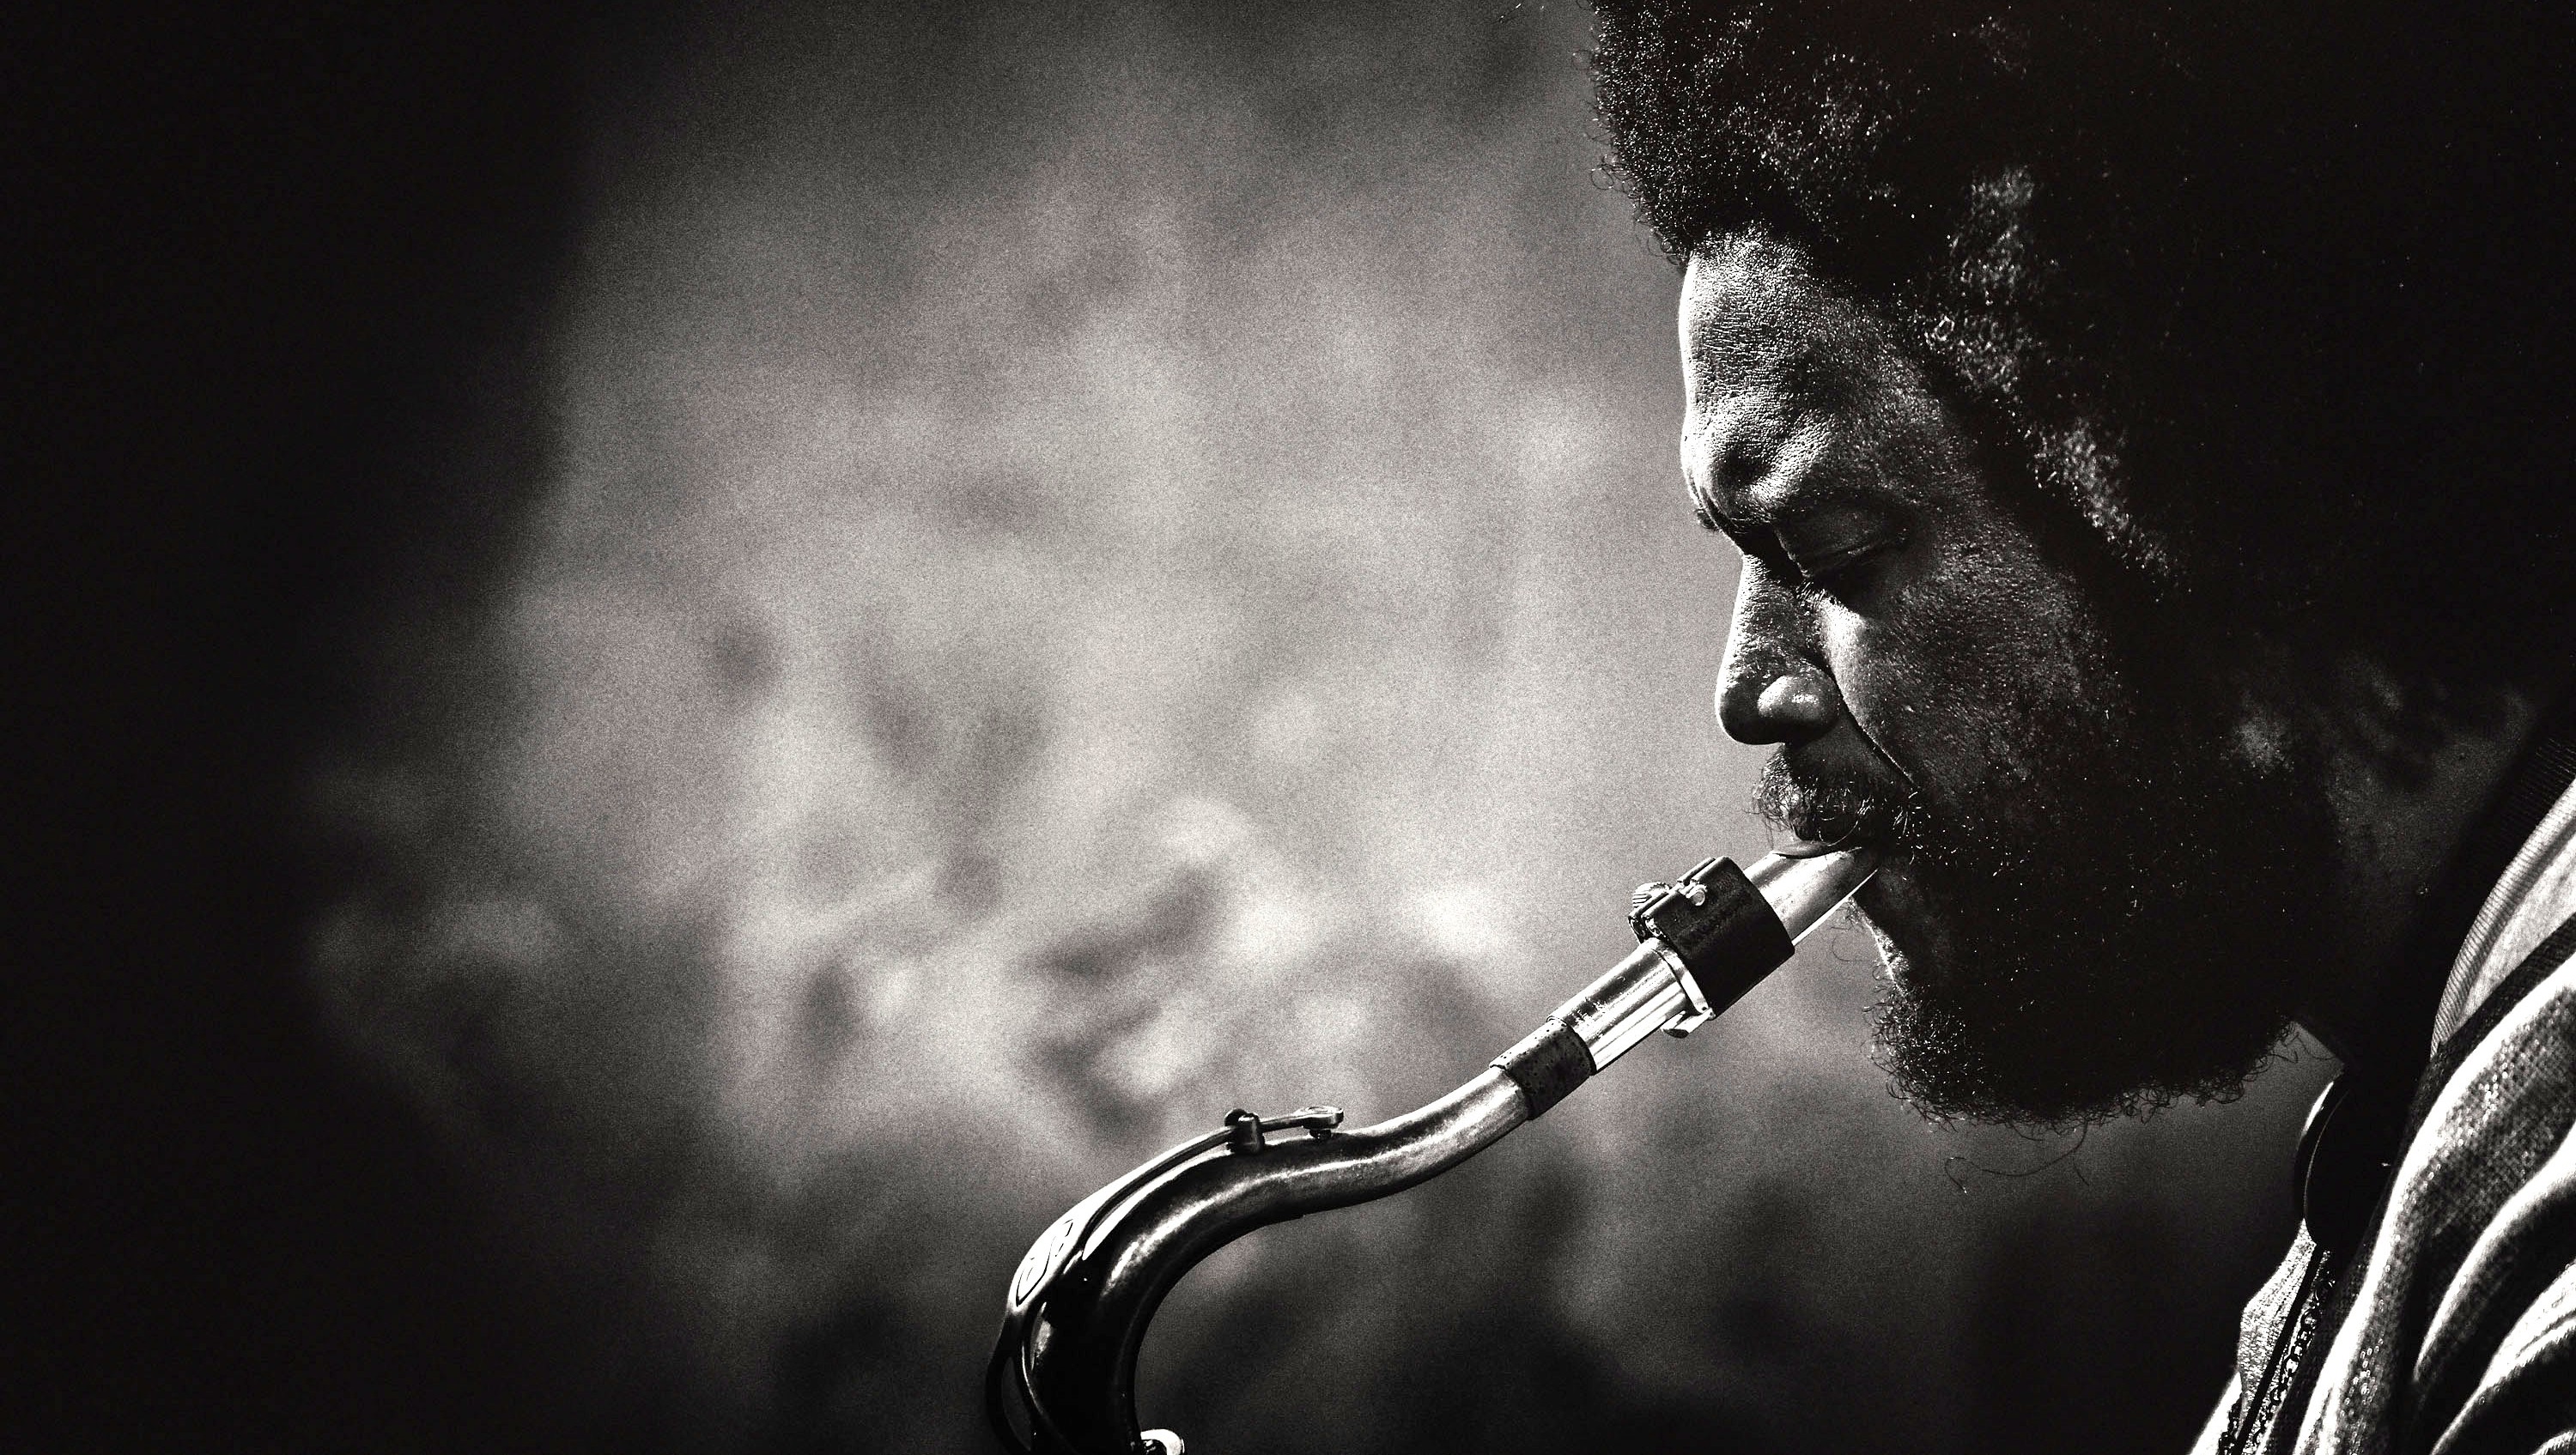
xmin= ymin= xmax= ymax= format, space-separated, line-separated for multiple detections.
xmin=1588 ymin=2 xmax=2576 ymax=1450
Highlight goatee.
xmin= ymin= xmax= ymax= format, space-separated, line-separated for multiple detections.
xmin=1757 ymin=694 xmax=2333 ymax=1128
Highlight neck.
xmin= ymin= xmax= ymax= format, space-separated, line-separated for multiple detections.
xmin=2293 ymin=661 xmax=2565 ymax=1074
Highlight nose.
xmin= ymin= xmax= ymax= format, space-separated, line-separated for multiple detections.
xmin=1715 ymin=565 xmax=1844 ymax=745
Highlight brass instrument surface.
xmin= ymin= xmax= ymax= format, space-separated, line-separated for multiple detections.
xmin=988 ymin=846 xmax=1876 ymax=1455
xmin=1004 ymin=1075 xmax=1527 ymax=1452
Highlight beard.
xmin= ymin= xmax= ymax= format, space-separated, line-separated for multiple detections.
xmin=1757 ymin=660 xmax=2336 ymax=1129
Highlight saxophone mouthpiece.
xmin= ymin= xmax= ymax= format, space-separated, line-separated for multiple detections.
xmin=1746 ymin=844 xmax=1880 ymax=943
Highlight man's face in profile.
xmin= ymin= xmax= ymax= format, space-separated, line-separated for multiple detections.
xmin=1682 ymin=232 xmax=2336 ymax=1127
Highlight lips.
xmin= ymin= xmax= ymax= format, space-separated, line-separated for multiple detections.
xmin=1779 ymin=807 xmax=1890 ymax=851
xmin=1755 ymin=754 xmax=1911 ymax=853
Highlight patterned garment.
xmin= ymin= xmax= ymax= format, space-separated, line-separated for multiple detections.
xmin=2197 ymin=733 xmax=2576 ymax=1455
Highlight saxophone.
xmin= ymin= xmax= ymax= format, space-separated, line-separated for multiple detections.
xmin=986 ymin=846 xmax=1880 ymax=1455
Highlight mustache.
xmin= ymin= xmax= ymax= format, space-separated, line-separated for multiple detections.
xmin=1753 ymin=753 xmax=1917 ymax=850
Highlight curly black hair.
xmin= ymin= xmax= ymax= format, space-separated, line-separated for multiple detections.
xmin=1592 ymin=0 xmax=2576 ymax=702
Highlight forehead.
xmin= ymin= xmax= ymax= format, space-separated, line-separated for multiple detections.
xmin=1679 ymin=237 xmax=1861 ymax=410
xmin=1676 ymin=235 xmax=1984 ymax=522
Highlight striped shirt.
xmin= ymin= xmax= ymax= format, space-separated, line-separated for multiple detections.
xmin=2197 ymin=751 xmax=2576 ymax=1455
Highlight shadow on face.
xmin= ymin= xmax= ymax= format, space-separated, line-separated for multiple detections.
xmin=1679 ymin=233 xmax=2336 ymax=1127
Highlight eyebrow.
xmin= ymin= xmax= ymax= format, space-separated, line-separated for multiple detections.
xmin=1687 ymin=476 xmax=1738 ymax=536
xmin=1686 ymin=471 xmax=1891 ymax=538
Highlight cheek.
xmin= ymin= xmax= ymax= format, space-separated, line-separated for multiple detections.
xmin=1816 ymin=542 xmax=2108 ymax=797
xmin=1852 ymin=869 xmax=1948 ymax=969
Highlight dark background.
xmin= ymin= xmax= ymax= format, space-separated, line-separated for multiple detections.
xmin=14 ymin=3 xmax=592 ymax=1449
xmin=14 ymin=4 xmax=2327 ymax=1452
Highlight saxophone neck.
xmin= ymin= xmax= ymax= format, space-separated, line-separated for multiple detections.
xmin=987 ymin=846 xmax=1878 ymax=1455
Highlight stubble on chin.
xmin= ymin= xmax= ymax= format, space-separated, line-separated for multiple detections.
xmin=1760 ymin=676 xmax=2331 ymax=1129
xmin=1873 ymin=738 xmax=2327 ymax=1128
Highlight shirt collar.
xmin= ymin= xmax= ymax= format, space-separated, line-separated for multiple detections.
xmin=2431 ymin=754 xmax=2576 ymax=1044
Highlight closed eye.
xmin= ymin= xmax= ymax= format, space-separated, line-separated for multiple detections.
xmin=1786 ymin=535 xmax=1898 ymax=584
xmin=1686 ymin=477 xmax=1908 ymax=599
xmin=1775 ymin=507 xmax=1906 ymax=595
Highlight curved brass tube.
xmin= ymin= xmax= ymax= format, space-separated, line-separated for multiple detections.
xmin=987 ymin=846 xmax=1878 ymax=1454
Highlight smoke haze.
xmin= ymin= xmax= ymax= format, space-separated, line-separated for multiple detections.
xmin=304 ymin=3 xmax=2332 ymax=1450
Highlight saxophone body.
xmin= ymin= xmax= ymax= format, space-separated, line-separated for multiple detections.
xmin=987 ymin=846 xmax=1880 ymax=1455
